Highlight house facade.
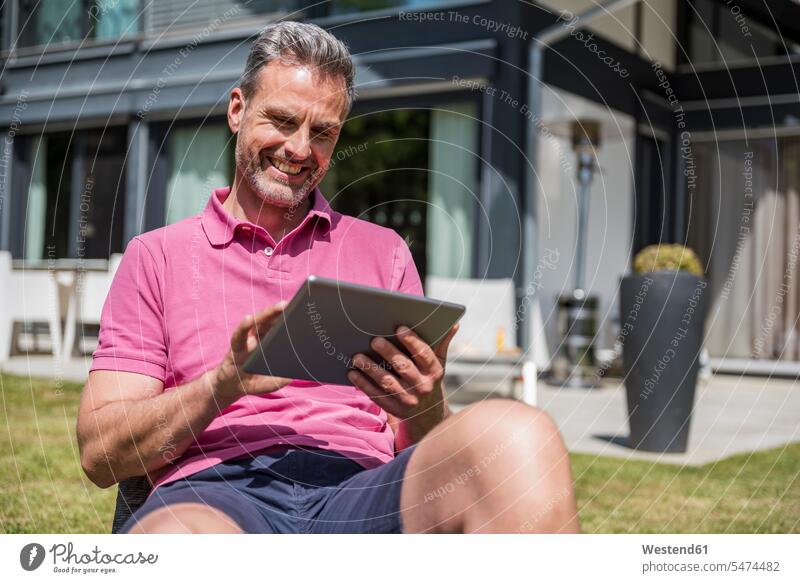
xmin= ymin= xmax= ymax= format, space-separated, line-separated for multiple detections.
xmin=1 ymin=0 xmax=798 ymax=373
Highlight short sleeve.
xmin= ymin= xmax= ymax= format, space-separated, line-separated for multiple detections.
xmin=89 ymin=237 xmax=168 ymax=381
xmin=391 ymin=235 xmax=423 ymax=297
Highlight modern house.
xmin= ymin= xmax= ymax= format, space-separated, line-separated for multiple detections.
xmin=1 ymin=0 xmax=798 ymax=376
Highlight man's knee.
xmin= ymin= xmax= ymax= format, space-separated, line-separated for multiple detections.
xmin=442 ymin=399 xmax=567 ymax=467
xmin=126 ymin=502 xmax=243 ymax=534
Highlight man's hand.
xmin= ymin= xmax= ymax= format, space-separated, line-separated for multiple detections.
xmin=212 ymin=302 xmax=293 ymax=402
xmin=347 ymin=324 xmax=459 ymax=444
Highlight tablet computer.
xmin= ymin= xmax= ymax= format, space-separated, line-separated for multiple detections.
xmin=243 ymin=275 xmax=466 ymax=386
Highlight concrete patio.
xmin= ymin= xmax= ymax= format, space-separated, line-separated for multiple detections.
xmin=449 ymin=373 xmax=800 ymax=466
xmin=3 ymin=355 xmax=799 ymax=466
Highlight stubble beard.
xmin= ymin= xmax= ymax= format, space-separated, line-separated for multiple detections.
xmin=235 ymin=139 xmax=327 ymax=211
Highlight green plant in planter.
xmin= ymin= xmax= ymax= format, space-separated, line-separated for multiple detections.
xmin=633 ymin=244 xmax=703 ymax=276
xmin=623 ymin=243 xmax=707 ymax=453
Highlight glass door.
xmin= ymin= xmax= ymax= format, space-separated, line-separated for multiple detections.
xmin=321 ymin=103 xmax=479 ymax=282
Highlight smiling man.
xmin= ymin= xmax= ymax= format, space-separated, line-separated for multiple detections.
xmin=76 ymin=21 xmax=579 ymax=534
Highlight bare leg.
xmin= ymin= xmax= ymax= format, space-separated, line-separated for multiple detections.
xmin=399 ymin=399 xmax=580 ymax=533
xmin=126 ymin=503 xmax=243 ymax=534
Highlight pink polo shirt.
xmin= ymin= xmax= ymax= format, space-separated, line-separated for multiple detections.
xmin=90 ymin=186 xmax=422 ymax=490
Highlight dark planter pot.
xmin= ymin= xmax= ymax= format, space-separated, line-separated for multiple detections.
xmin=620 ymin=271 xmax=708 ymax=453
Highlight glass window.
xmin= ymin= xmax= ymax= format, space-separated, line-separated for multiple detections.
xmin=684 ymin=0 xmax=800 ymax=65
xmin=18 ymin=0 xmax=85 ymax=48
xmin=321 ymin=109 xmax=431 ymax=277
xmin=427 ymin=102 xmax=479 ymax=279
xmin=165 ymin=125 xmax=234 ymax=225
xmin=325 ymin=0 xmax=463 ymax=17
xmin=81 ymin=126 xmax=128 ymax=259
xmin=16 ymin=0 xmax=140 ymax=49
xmin=93 ymin=0 xmax=141 ymax=40
xmin=1 ymin=3 xmax=8 ymax=50
xmin=321 ymin=103 xmax=479 ymax=281
xmin=43 ymin=132 xmax=73 ymax=259
xmin=686 ymin=0 xmax=716 ymax=64
xmin=24 ymin=136 xmax=47 ymax=261
xmin=23 ymin=128 xmax=128 ymax=260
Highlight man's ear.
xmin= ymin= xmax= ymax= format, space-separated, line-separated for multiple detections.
xmin=228 ymin=87 xmax=245 ymax=135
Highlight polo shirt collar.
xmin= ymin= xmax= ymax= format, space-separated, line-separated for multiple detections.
xmin=201 ymin=186 xmax=333 ymax=246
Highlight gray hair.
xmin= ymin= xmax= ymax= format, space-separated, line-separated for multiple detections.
xmin=240 ymin=21 xmax=356 ymax=115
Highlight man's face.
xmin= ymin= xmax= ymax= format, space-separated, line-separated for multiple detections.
xmin=228 ymin=60 xmax=346 ymax=208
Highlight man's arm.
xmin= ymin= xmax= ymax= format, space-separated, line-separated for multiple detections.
xmin=77 ymin=303 xmax=290 ymax=489
xmin=77 ymin=369 xmax=240 ymax=489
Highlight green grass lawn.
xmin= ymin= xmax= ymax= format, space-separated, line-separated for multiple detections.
xmin=1 ymin=372 xmax=797 ymax=533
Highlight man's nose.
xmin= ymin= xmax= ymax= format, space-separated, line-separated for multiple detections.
xmin=284 ymin=126 xmax=312 ymax=161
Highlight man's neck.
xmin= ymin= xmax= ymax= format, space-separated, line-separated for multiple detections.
xmin=224 ymin=180 xmax=312 ymax=243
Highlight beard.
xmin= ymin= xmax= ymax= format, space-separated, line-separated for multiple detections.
xmin=235 ymin=139 xmax=326 ymax=210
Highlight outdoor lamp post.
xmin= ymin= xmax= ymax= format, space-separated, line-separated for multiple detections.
xmin=572 ymin=119 xmax=600 ymax=293
xmin=554 ymin=120 xmax=602 ymax=388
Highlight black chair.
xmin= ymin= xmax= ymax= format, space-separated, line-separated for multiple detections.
xmin=111 ymin=476 xmax=152 ymax=533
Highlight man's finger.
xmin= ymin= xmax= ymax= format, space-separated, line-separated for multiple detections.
xmin=352 ymin=353 xmax=408 ymax=397
xmin=346 ymin=369 xmax=405 ymax=417
xmin=433 ymin=323 xmax=459 ymax=361
xmin=253 ymin=301 xmax=288 ymax=335
xmin=230 ymin=314 xmax=255 ymax=353
xmin=231 ymin=301 xmax=288 ymax=353
xmin=255 ymin=300 xmax=288 ymax=321
xmin=229 ymin=303 xmax=288 ymax=363
xmin=395 ymin=326 xmax=438 ymax=373
xmin=369 ymin=336 xmax=421 ymax=386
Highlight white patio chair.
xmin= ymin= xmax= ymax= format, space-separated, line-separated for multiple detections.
xmin=0 ymin=251 xmax=63 ymax=364
xmin=64 ymin=254 xmax=123 ymax=357
xmin=426 ymin=276 xmax=537 ymax=406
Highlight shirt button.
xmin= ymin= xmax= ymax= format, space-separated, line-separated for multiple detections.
xmin=264 ymin=246 xmax=274 ymax=256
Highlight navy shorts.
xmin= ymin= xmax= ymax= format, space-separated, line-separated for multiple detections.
xmin=121 ymin=445 xmax=416 ymax=534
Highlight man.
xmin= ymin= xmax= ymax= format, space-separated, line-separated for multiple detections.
xmin=77 ymin=21 xmax=579 ymax=534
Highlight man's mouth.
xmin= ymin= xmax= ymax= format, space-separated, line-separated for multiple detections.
xmin=267 ymin=156 xmax=306 ymax=176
